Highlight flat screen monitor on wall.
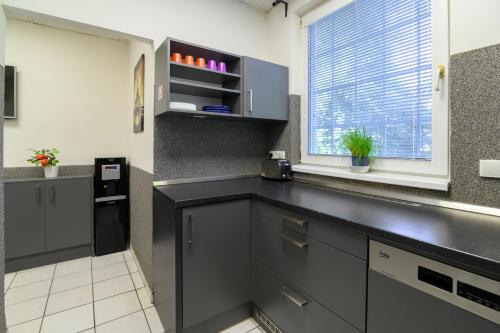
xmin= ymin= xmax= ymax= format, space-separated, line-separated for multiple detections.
xmin=4 ymin=65 xmax=16 ymax=119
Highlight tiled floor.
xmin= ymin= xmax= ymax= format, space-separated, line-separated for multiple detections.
xmin=4 ymin=250 xmax=264 ymax=333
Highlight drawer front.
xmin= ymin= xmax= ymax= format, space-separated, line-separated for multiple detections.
xmin=253 ymin=216 xmax=367 ymax=331
xmin=254 ymin=201 xmax=367 ymax=260
xmin=252 ymin=261 xmax=360 ymax=333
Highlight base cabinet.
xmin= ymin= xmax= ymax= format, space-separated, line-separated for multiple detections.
xmin=182 ymin=200 xmax=251 ymax=329
xmin=5 ymin=177 xmax=93 ymax=265
xmin=5 ymin=181 xmax=45 ymax=259
xmin=253 ymin=261 xmax=360 ymax=333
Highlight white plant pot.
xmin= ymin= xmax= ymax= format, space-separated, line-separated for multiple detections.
xmin=350 ymin=165 xmax=370 ymax=174
xmin=44 ymin=166 xmax=59 ymax=178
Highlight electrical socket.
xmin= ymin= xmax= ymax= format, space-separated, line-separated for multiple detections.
xmin=269 ymin=151 xmax=286 ymax=159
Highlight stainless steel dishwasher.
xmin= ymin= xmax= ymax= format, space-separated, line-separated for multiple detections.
xmin=368 ymin=240 xmax=500 ymax=333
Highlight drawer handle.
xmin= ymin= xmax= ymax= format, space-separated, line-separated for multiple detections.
xmin=280 ymin=286 xmax=309 ymax=308
xmin=281 ymin=234 xmax=309 ymax=249
xmin=283 ymin=216 xmax=308 ymax=227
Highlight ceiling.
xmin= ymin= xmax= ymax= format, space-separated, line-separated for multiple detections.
xmin=239 ymin=0 xmax=276 ymax=12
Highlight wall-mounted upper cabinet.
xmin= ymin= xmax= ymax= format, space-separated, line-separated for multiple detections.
xmin=154 ymin=38 xmax=288 ymax=121
xmin=243 ymin=57 xmax=289 ymax=121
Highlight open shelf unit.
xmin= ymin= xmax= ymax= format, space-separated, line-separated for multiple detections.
xmin=155 ymin=38 xmax=243 ymax=119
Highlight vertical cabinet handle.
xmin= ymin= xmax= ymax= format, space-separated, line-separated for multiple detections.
xmin=248 ymin=89 xmax=253 ymax=113
xmin=187 ymin=214 xmax=193 ymax=246
xmin=50 ymin=185 xmax=55 ymax=204
xmin=35 ymin=186 xmax=41 ymax=206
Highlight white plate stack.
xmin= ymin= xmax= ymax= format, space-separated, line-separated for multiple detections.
xmin=169 ymin=102 xmax=197 ymax=111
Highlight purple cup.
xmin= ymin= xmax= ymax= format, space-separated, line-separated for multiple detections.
xmin=207 ymin=60 xmax=217 ymax=70
xmin=217 ymin=62 xmax=227 ymax=72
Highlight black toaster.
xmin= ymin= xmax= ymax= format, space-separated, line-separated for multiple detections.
xmin=261 ymin=158 xmax=292 ymax=181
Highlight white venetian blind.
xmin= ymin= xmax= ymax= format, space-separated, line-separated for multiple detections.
xmin=308 ymin=0 xmax=433 ymax=159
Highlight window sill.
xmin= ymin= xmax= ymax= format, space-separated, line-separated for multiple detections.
xmin=292 ymin=164 xmax=450 ymax=191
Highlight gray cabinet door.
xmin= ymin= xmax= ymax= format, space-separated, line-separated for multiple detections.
xmin=182 ymin=200 xmax=251 ymax=329
xmin=243 ymin=57 xmax=288 ymax=121
xmin=5 ymin=181 xmax=45 ymax=259
xmin=45 ymin=178 xmax=92 ymax=251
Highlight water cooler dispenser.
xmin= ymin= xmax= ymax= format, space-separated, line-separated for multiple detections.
xmin=94 ymin=157 xmax=129 ymax=256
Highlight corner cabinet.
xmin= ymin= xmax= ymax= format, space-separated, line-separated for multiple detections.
xmin=154 ymin=37 xmax=288 ymax=121
xmin=5 ymin=176 xmax=93 ymax=272
xmin=182 ymin=200 xmax=251 ymax=329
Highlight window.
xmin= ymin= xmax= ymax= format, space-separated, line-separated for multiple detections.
xmin=299 ymin=0 xmax=449 ymax=182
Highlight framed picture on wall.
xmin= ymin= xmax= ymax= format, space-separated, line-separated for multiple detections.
xmin=133 ymin=54 xmax=145 ymax=133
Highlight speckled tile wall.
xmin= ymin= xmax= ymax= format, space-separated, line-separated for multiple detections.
xmin=293 ymin=44 xmax=500 ymax=209
xmin=154 ymin=115 xmax=273 ymax=181
xmin=129 ymin=166 xmax=154 ymax=290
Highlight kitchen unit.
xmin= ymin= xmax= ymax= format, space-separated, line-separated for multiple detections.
xmin=154 ymin=38 xmax=288 ymax=121
xmin=5 ymin=176 xmax=93 ymax=272
xmin=153 ymin=177 xmax=500 ymax=333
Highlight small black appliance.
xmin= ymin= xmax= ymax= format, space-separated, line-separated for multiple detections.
xmin=261 ymin=157 xmax=292 ymax=181
xmin=94 ymin=157 xmax=129 ymax=256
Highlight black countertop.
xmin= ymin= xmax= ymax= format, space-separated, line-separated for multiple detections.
xmin=155 ymin=177 xmax=500 ymax=281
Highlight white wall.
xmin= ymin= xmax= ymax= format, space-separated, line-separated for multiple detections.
xmin=449 ymin=0 xmax=500 ymax=55
xmin=128 ymin=40 xmax=154 ymax=174
xmin=0 ymin=0 xmax=270 ymax=59
xmin=4 ymin=19 xmax=130 ymax=167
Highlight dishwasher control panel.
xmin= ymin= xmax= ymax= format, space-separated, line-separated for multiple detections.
xmin=369 ymin=240 xmax=500 ymax=325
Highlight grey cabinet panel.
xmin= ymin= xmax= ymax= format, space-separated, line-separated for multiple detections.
xmin=5 ymin=181 xmax=45 ymax=259
xmin=253 ymin=216 xmax=367 ymax=331
xmin=254 ymin=201 xmax=367 ymax=260
xmin=252 ymin=261 xmax=360 ymax=333
xmin=243 ymin=57 xmax=288 ymax=121
xmin=45 ymin=178 xmax=92 ymax=251
xmin=367 ymin=270 xmax=500 ymax=333
xmin=182 ymin=200 xmax=251 ymax=329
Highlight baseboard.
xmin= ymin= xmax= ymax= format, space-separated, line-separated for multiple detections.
xmin=6 ymin=244 xmax=91 ymax=273
xmin=130 ymin=245 xmax=154 ymax=303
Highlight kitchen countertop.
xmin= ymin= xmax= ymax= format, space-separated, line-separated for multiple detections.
xmin=4 ymin=175 xmax=93 ymax=182
xmin=155 ymin=177 xmax=500 ymax=281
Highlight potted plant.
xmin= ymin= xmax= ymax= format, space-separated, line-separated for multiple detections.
xmin=28 ymin=148 xmax=60 ymax=178
xmin=340 ymin=128 xmax=374 ymax=174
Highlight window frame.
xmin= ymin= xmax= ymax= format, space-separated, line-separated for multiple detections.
xmin=299 ymin=0 xmax=450 ymax=179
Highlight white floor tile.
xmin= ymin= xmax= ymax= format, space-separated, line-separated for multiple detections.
xmin=94 ymin=290 xmax=141 ymax=325
xmin=125 ymin=260 xmax=138 ymax=273
xmin=5 ymin=296 xmax=47 ymax=327
xmin=92 ymin=262 xmax=129 ymax=283
xmin=5 ymin=279 xmax=51 ymax=305
xmin=40 ymin=303 xmax=94 ymax=333
xmin=219 ymin=318 xmax=257 ymax=333
xmin=4 ymin=272 xmax=16 ymax=290
xmin=11 ymin=265 xmax=55 ymax=288
xmin=122 ymin=250 xmax=133 ymax=262
xmin=6 ymin=318 xmax=42 ymax=333
xmin=136 ymin=288 xmax=153 ymax=309
xmin=45 ymin=284 xmax=93 ymax=315
xmin=92 ymin=252 xmax=125 ymax=269
xmin=93 ymin=275 xmax=134 ymax=301
xmin=50 ymin=270 xmax=92 ymax=294
xmin=131 ymin=272 xmax=144 ymax=289
xmin=95 ymin=310 xmax=150 ymax=333
xmin=247 ymin=328 xmax=264 ymax=333
xmin=145 ymin=307 xmax=165 ymax=333
xmin=80 ymin=329 xmax=95 ymax=333
xmin=54 ymin=257 xmax=91 ymax=277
